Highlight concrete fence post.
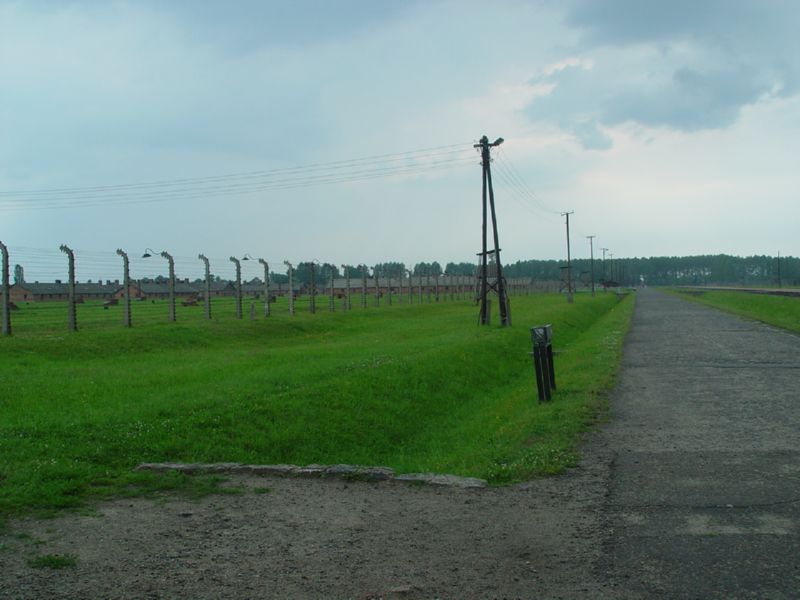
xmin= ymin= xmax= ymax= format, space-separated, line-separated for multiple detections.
xmin=0 ymin=241 xmax=11 ymax=336
xmin=341 ymin=265 xmax=350 ymax=311
xmin=284 ymin=261 xmax=295 ymax=316
xmin=374 ymin=266 xmax=380 ymax=307
xmin=328 ymin=266 xmax=335 ymax=312
xmin=198 ymin=254 xmax=212 ymax=319
xmin=259 ymin=259 xmax=270 ymax=317
xmin=59 ymin=244 xmax=77 ymax=332
xmin=230 ymin=256 xmax=243 ymax=319
xmin=116 ymin=249 xmax=132 ymax=327
xmin=160 ymin=251 xmax=176 ymax=322
xmin=426 ymin=269 xmax=431 ymax=303
xmin=361 ymin=266 xmax=368 ymax=309
xmin=309 ymin=262 xmax=316 ymax=314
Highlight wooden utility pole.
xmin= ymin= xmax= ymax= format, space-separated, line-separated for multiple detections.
xmin=475 ymin=135 xmax=510 ymax=326
xmin=600 ymin=247 xmax=608 ymax=290
xmin=586 ymin=235 xmax=596 ymax=297
xmin=561 ymin=211 xmax=574 ymax=303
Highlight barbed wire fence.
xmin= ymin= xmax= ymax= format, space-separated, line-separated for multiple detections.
xmin=0 ymin=242 xmax=551 ymax=337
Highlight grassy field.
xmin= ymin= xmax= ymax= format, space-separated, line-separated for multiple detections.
xmin=670 ymin=289 xmax=800 ymax=334
xmin=0 ymin=292 xmax=634 ymax=526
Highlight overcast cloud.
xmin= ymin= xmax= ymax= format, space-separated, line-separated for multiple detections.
xmin=1 ymin=0 xmax=798 ymax=281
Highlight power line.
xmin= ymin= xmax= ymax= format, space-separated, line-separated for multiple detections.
xmin=494 ymin=147 xmax=559 ymax=215
xmin=0 ymin=156 xmax=476 ymax=212
xmin=0 ymin=142 xmax=473 ymax=197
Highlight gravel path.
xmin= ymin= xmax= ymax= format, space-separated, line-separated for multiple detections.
xmin=2 ymin=289 xmax=798 ymax=599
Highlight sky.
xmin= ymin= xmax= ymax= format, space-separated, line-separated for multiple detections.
xmin=1 ymin=0 xmax=798 ymax=282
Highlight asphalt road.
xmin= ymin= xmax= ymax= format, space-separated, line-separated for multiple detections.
xmin=600 ymin=288 xmax=800 ymax=598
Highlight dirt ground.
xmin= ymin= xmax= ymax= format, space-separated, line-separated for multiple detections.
xmin=0 ymin=442 xmax=619 ymax=600
xmin=3 ymin=289 xmax=799 ymax=599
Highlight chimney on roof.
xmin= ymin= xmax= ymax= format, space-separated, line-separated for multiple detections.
xmin=55 ymin=279 xmax=61 ymax=284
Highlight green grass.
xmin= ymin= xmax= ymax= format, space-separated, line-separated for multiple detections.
xmin=0 ymin=292 xmax=634 ymax=524
xmin=27 ymin=553 xmax=78 ymax=569
xmin=670 ymin=289 xmax=800 ymax=334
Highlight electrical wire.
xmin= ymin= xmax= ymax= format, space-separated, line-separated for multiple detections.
xmin=0 ymin=143 xmax=473 ymax=197
xmin=0 ymin=155 xmax=476 ymax=212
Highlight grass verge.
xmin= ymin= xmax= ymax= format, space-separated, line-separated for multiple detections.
xmin=0 ymin=292 xmax=634 ymax=523
xmin=668 ymin=289 xmax=800 ymax=334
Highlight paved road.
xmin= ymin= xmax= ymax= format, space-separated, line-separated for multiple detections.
xmin=600 ymin=289 xmax=800 ymax=598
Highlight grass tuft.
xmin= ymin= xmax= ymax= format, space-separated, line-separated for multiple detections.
xmin=27 ymin=553 xmax=78 ymax=569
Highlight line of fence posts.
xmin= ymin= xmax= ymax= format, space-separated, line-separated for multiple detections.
xmin=0 ymin=245 xmax=502 ymax=333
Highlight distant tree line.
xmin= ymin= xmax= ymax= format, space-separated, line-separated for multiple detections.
xmin=135 ymin=254 xmax=798 ymax=288
xmin=505 ymin=254 xmax=800 ymax=287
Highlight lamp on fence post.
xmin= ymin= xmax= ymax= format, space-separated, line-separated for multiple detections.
xmin=116 ymin=249 xmax=132 ymax=328
xmin=230 ymin=256 xmax=243 ymax=319
xmin=341 ymin=264 xmax=350 ymax=311
xmin=258 ymin=258 xmax=270 ymax=317
xmin=59 ymin=244 xmax=78 ymax=332
xmin=0 ymin=240 xmax=11 ymax=336
xmin=284 ymin=261 xmax=295 ymax=316
xmin=198 ymin=254 xmax=212 ymax=319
